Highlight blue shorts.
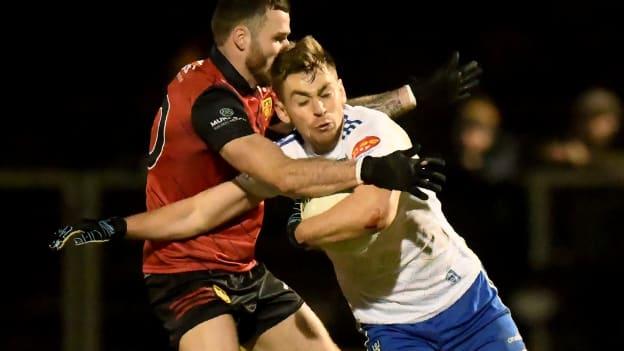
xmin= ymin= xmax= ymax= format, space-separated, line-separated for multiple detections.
xmin=360 ymin=272 xmax=526 ymax=351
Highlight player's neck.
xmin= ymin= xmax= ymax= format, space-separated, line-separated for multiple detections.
xmin=310 ymin=135 xmax=341 ymax=155
xmin=218 ymin=44 xmax=258 ymax=89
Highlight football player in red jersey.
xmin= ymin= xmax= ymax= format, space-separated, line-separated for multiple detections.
xmin=50 ymin=1 xmax=481 ymax=350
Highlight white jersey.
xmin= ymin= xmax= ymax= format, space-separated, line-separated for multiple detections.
xmin=277 ymin=105 xmax=483 ymax=324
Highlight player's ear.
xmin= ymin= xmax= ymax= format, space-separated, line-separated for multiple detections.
xmin=232 ymin=25 xmax=251 ymax=51
xmin=337 ymin=78 xmax=347 ymax=104
xmin=275 ymin=99 xmax=292 ymax=124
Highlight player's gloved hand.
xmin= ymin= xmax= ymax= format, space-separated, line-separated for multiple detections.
xmin=408 ymin=52 xmax=483 ymax=108
xmin=359 ymin=146 xmax=446 ymax=200
xmin=286 ymin=200 xmax=308 ymax=249
xmin=48 ymin=217 xmax=127 ymax=251
xmin=408 ymin=156 xmax=446 ymax=200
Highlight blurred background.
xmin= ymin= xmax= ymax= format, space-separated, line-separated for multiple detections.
xmin=4 ymin=1 xmax=624 ymax=350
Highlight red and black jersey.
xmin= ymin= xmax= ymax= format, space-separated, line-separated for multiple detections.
xmin=143 ymin=47 xmax=275 ymax=274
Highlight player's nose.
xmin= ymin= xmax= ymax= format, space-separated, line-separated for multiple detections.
xmin=312 ymin=99 xmax=326 ymax=116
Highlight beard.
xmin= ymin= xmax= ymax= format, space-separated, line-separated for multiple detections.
xmin=245 ymin=40 xmax=272 ymax=86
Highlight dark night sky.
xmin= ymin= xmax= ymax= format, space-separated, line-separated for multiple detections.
xmin=5 ymin=0 xmax=623 ymax=169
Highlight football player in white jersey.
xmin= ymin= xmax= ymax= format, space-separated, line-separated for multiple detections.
xmin=51 ymin=36 xmax=524 ymax=351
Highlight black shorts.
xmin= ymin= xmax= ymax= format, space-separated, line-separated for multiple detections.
xmin=145 ymin=263 xmax=304 ymax=349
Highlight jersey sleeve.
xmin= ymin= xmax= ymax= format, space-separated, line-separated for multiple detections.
xmin=346 ymin=107 xmax=414 ymax=161
xmin=276 ymin=133 xmax=307 ymax=159
xmin=191 ymin=89 xmax=255 ymax=152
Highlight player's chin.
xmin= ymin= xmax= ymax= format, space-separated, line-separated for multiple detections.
xmin=313 ymin=127 xmax=338 ymax=141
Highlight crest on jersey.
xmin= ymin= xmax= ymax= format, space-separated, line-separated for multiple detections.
xmin=352 ymin=136 xmax=380 ymax=158
xmin=261 ymin=97 xmax=273 ymax=120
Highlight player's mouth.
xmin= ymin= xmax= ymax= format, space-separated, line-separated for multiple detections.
xmin=316 ymin=121 xmax=334 ymax=132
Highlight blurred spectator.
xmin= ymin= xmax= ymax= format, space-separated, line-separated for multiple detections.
xmin=440 ymin=94 xmax=527 ymax=297
xmin=540 ymin=87 xmax=623 ymax=168
xmin=450 ymin=93 xmax=521 ymax=184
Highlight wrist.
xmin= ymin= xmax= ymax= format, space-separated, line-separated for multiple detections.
xmin=107 ymin=216 xmax=127 ymax=240
xmin=355 ymin=157 xmax=366 ymax=184
xmin=358 ymin=156 xmax=375 ymax=185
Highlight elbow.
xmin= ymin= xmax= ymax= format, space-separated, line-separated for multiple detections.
xmin=362 ymin=206 xmax=386 ymax=231
xmin=361 ymin=197 xmax=393 ymax=231
xmin=355 ymin=187 xmax=392 ymax=231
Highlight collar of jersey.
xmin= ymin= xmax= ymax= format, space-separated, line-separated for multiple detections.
xmin=209 ymin=46 xmax=255 ymax=96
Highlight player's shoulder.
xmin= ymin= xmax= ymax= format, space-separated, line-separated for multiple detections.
xmin=343 ymin=105 xmax=412 ymax=159
xmin=170 ymin=59 xmax=210 ymax=85
xmin=276 ymin=131 xmax=305 ymax=158
xmin=189 ymin=87 xmax=246 ymax=124
xmin=344 ymin=104 xmax=393 ymax=122
xmin=343 ymin=105 xmax=402 ymax=138
xmin=169 ymin=59 xmax=227 ymax=96
xmin=197 ymin=87 xmax=241 ymax=103
xmin=344 ymin=105 xmax=398 ymax=129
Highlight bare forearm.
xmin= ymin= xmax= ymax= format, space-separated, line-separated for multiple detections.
xmin=222 ymin=134 xmax=359 ymax=198
xmin=278 ymin=158 xmax=359 ymax=197
xmin=125 ymin=182 xmax=260 ymax=240
xmin=347 ymin=84 xmax=416 ymax=119
xmin=296 ymin=185 xmax=391 ymax=246
xmin=297 ymin=212 xmax=377 ymax=247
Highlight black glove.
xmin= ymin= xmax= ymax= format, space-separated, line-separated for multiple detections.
xmin=286 ymin=200 xmax=308 ymax=250
xmin=360 ymin=146 xmax=446 ymax=200
xmin=48 ymin=217 xmax=127 ymax=251
xmin=409 ymin=52 xmax=483 ymax=109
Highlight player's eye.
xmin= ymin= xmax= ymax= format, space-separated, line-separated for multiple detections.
xmin=274 ymin=35 xmax=288 ymax=43
xmin=296 ymin=99 xmax=309 ymax=107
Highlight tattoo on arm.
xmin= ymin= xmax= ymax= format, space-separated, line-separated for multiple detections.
xmin=347 ymin=85 xmax=416 ymax=119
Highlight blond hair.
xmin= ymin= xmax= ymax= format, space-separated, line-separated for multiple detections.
xmin=270 ymin=35 xmax=336 ymax=98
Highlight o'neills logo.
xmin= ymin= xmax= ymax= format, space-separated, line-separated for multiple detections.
xmin=352 ymin=136 xmax=380 ymax=158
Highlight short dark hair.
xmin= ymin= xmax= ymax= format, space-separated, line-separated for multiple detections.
xmin=270 ymin=35 xmax=337 ymax=98
xmin=211 ymin=0 xmax=290 ymax=45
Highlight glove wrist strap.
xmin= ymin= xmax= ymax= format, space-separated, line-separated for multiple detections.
xmin=355 ymin=157 xmax=366 ymax=184
xmin=108 ymin=216 xmax=127 ymax=240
